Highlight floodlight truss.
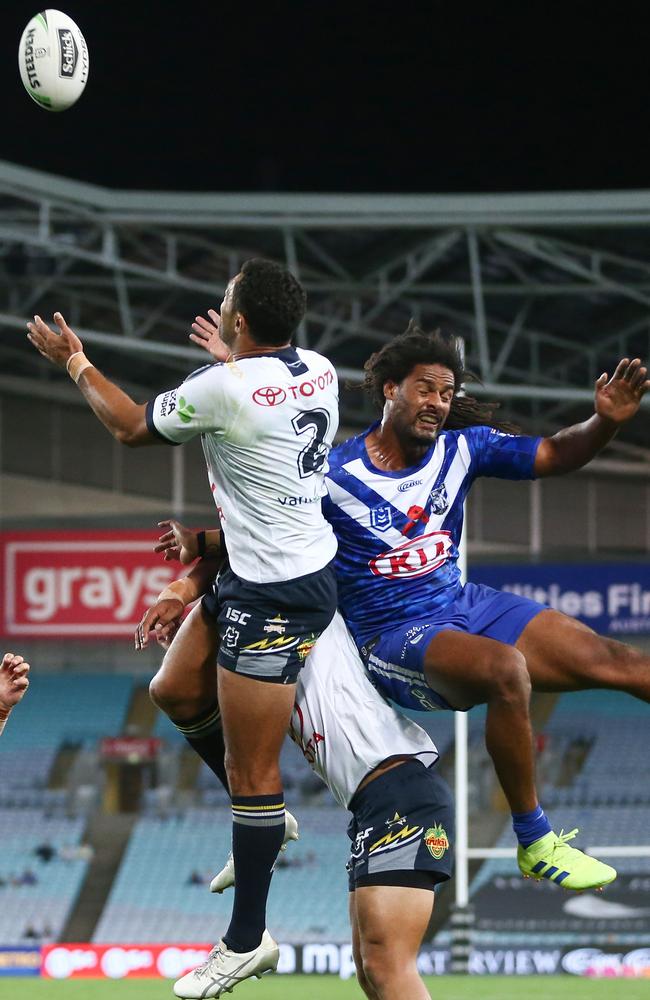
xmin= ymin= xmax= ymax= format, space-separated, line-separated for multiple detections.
xmin=1 ymin=158 xmax=650 ymax=471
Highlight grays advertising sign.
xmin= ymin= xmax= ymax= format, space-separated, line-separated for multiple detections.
xmin=470 ymin=562 xmax=650 ymax=636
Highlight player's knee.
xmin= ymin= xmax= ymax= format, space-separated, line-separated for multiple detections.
xmin=490 ymin=648 xmax=530 ymax=704
xmin=149 ymin=669 xmax=199 ymax=718
xmin=224 ymin=752 xmax=282 ymax=796
xmin=360 ymin=943 xmax=405 ymax=995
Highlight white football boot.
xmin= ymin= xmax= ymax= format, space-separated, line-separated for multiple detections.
xmin=173 ymin=930 xmax=279 ymax=998
xmin=209 ymin=809 xmax=299 ymax=894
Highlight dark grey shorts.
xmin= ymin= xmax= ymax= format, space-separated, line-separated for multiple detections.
xmin=347 ymin=758 xmax=454 ymax=891
xmin=203 ymin=562 xmax=337 ymax=684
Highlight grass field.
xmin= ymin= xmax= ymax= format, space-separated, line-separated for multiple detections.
xmin=1 ymin=977 xmax=650 ymax=1000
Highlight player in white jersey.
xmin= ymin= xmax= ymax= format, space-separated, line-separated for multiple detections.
xmin=0 ymin=653 xmax=30 ymax=735
xmin=26 ymin=259 xmax=339 ymax=994
xmin=137 ymin=554 xmax=452 ymax=1000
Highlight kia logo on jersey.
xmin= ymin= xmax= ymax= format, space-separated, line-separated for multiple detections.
xmin=252 ymin=386 xmax=287 ymax=406
xmin=368 ymin=530 xmax=453 ymax=579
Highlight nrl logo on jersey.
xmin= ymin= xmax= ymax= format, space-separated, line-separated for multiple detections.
xmin=369 ymin=530 xmax=453 ymax=580
xmin=429 ymin=484 xmax=449 ymax=514
xmin=369 ymin=506 xmax=393 ymax=532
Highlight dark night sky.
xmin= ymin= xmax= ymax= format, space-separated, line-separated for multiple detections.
xmin=4 ymin=2 xmax=650 ymax=194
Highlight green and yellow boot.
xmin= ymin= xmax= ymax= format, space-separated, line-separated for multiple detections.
xmin=518 ymin=828 xmax=617 ymax=891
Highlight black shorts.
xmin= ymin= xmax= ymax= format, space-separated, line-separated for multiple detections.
xmin=202 ymin=561 xmax=337 ymax=685
xmin=347 ymin=758 xmax=454 ymax=892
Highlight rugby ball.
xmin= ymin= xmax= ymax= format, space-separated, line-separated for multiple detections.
xmin=19 ymin=10 xmax=89 ymax=111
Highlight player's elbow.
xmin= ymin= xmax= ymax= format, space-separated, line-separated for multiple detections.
xmin=115 ymin=424 xmax=152 ymax=447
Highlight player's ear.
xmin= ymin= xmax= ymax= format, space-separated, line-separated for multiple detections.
xmin=383 ymin=380 xmax=397 ymax=401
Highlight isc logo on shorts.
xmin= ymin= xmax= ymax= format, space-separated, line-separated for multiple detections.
xmin=368 ymin=530 xmax=453 ymax=580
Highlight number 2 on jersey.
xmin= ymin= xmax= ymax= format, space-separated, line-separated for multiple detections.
xmin=292 ymin=409 xmax=330 ymax=478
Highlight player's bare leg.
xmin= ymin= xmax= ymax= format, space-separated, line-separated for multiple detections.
xmin=423 ymin=631 xmax=537 ymax=813
xmin=351 ymin=886 xmax=433 ymax=1000
xmin=517 ymin=608 xmax=650 ymax=701
xmin=149 ymin=602 xmax=218 ymax=721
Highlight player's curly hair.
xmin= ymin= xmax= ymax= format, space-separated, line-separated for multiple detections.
xmin=233 ymin=258 xmax=306 ymax=346
xmin=361 ymin=321 xmax=519 ymax=433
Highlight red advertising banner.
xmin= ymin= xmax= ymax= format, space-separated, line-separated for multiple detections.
xmin=0 ymin=531 xmax=178 ymax=638
xmin=101 ymin=737 xmax=162 ymax=761
xmin=41 ymin=944 xmax=212 ymax=980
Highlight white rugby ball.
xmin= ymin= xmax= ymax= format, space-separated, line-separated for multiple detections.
xmin=19 ymin=9 xmax=89 ymax=112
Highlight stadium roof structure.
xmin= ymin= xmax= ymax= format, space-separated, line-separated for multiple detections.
xmin=1 ymin=158 xmax=650 ymax=473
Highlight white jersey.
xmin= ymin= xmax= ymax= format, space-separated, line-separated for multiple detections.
xmin=147 ymin=348 xmax=339 ymax=583
xmin=291 ymin=612 xmax=438 ymax=809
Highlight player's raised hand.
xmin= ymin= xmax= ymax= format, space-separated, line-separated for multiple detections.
xmin=0 ymin=653 xmax=30 ymax=710
xmin=190 ymin=310 xmax=230 ymax=362
xmin=154 ymin=519 xmax=199 ymax=564
xmin=595 ymin=358 xmax=650 ymax=424
xmin=26 ymin=312 xmax=84 ymax=369
xmin=134 ymin=599 xmax=184 ymax=651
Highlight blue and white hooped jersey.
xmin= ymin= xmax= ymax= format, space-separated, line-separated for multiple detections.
xmin=323 ymin=422 xmax=541 ymax=646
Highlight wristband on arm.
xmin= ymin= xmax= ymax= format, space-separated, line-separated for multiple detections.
xmin=196 ymin=530 xmax=207 ymax=558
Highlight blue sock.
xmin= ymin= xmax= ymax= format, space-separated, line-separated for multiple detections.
xmin=223 ymin=792 xmax=285 ymax=953
xmin=512 ymin=804 xmax=552 ymax=848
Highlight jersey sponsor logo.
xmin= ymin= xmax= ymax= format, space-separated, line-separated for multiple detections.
xmin=398 ymin=478 xmax=423 ymax=493
xmin=277 ymin=494 xmax=322 ymax=506
xmin=368 ymin=530 xmax=453 ymax=580
xmin=429 ymin=484 xmax=449 ymax=514
xmin=177 ymin=396 xmax=196 ymax=424
xmin=411 ymin=687 xmax=446 ymax=711
xmin=225 ymin=607 xmax=251 ymax=625
xmin=286 ymin=368 xmax=335 ymax=400
xmin=252 ymin=386 xmax=287 ymax=406
xmin=297 ymin=632 xmax=319 ymax=661
xmin=158 ymin=390 xmax=177 ymax=417
xmin=424 ymin=823 xmax=449 ymax=860
xmin=369 ymin=506 xmax=393 ymax=532
xmin=289 ymin=702 xmax=325 ymax=764
xmin=368 ymin=823 xmax=423 ymax=855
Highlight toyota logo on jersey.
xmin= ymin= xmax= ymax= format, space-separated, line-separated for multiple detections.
xmin=252 ymin=386 xmax=287 ymax=406
xmin=368 ymin=530 xmax=453 ymax=579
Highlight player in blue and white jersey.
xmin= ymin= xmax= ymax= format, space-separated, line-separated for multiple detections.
xmin=323 ymin=321 xmax=649 ymax=890
xmin=26 ymin=259 xmax=340 ymax=995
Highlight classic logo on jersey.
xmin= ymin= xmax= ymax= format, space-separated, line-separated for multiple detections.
xmin=429 ymin=484 xmax=449 ymax=514
xmin=368 ymin=822 xmax=423 ymax=856
xmin=252 ymin=386 xmax=287 ymax=407
xmin=368 ymin=530 xmax=453 ymax=580
xmin=177 ymin=396 xmax=196 ymax=424
xmin=424 ymin=823 xmax=450 ymax=860
xmin=398 ymin=478 xmax=423 ymax=493
xmin=369 ymin=506 xmax=393 ymax=532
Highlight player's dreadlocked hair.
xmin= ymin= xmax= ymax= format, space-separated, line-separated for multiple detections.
xmin=233 ymin=258 xmax=306 ymax=346
xmin=361 ymin=321 xmax=519 ymax=433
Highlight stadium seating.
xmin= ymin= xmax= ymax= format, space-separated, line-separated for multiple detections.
xmin=93 ymin=806 xmax=351 ymax=944
xmin=0 ymin=808 xmax=89 ymax=944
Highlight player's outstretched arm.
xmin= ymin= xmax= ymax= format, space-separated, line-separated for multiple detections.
xmin=190 ymin=311 xmax=230 ymax=362
xmin=534 ymin=357 xmax=650 ymax=476
xmin=26 ymin=313 xmax=154 ymax=447
xmin=0 ymin=653 xmax=30 ymax=735
xmin=135 ymin=549 xmax=222 ymax=650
